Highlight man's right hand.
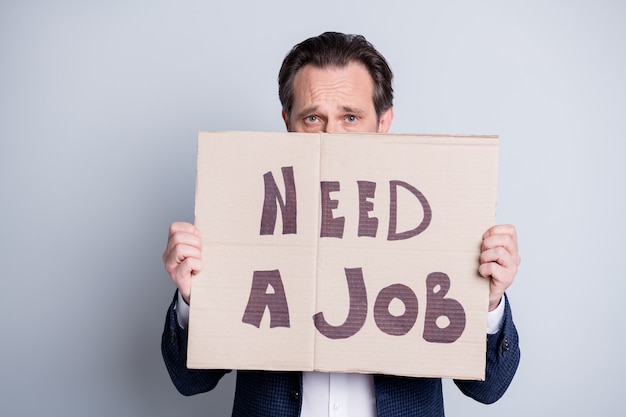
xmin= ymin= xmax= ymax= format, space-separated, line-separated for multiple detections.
xmin=162 ymin=222 xmax=203 ymax=305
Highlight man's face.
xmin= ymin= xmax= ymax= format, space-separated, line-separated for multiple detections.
xmin=283 ymin=62 xmax=393 ymax=134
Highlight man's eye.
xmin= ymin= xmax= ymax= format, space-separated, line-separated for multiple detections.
xmin=346 ymin=115 xmax=358 ymax=123
xmin=306 ymin=115 xmax=319 ymax=123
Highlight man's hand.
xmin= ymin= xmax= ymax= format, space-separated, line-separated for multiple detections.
xmin=162 ymin=222 xmax=203 ymax=304
xmin=479 ymin=224 xmax=521 ymax=311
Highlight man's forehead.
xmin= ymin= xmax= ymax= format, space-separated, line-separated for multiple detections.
xmin=292 ymin=62 xmax=374 ymax=106
xmin=293 ymin=61 xmax=372 ymax=83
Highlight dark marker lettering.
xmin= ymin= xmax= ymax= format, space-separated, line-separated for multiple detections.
xmin=320 ymin=181 xmax=345 ymax=238
xmin=387 ymin=180 xmax=432 ymax=241
xmin=423 ymin=272 xmax=466 ymax=343
xmin=313 ymin=268 xmax=367 ymax=339
xmin=242 ymin=270 xmax=291 ymax=328
xmin=260 ymin=166 xmax=297 ymax=235
xmin=357 ymin=181 xmax=378 ymax=237
xmin=373 ymin=283 xmax=418 ymax=336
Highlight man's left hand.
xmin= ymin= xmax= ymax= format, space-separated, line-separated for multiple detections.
xmin=479 ymin=224 xmax=521 ymax=311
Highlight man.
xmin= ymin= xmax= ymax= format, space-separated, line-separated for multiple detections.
xmin=162 ymin=32 xmax=520 ymax=417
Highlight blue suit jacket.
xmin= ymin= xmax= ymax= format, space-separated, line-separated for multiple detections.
xmin=162 ymin=292 xmax=519 ymax=417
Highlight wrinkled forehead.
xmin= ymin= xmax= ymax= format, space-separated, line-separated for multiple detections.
xmin=291 ymin=62 xmax=375 ymax=109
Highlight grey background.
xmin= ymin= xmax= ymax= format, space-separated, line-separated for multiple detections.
xmin=1 ymin=1 xmax=625 ymax=416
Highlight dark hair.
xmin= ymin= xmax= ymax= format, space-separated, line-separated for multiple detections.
xmin=278 ymin=32 xmax=394 ymax=121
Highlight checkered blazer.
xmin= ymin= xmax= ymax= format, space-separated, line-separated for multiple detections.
xmin=162 ymin=293 xmax=520 ymax=417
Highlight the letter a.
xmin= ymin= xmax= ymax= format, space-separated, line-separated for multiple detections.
xmin=242 ymin=270 xmax=291 ymax=328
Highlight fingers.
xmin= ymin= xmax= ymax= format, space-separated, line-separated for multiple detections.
xmin=164 ymin=222 xmax=201 ymax=254
xmin=169 ymin=256 xmax=203 ymax=304
xmin=481 ymin=224 xmax=520 ymax=265
xmin=163 ymin=222 xmax=204 ymax=303
xmin=163 ymin=240 xmax=202 ymax=277
xmin=479 ymin=224 xmax=521 ymax=310
xmin=482 ymin=224 xmax=517 ymax=249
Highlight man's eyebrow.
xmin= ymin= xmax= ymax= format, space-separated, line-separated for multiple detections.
xmin=295 ymin=105 xmax=366 ymax=119
xmin=340 ymin=105 xmax=366 ymax=114
xmin=296 ymin=106 xmax=319 ymax=118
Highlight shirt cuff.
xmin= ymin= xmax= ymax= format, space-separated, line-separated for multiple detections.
xmin=175 ymin=290 xmax=190 ymax=329
xmin=486 ymin=296 xmax=505 ymax=335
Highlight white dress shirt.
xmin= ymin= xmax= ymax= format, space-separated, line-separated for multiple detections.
xmin=175 ymin=292 xmax=506 ymax=417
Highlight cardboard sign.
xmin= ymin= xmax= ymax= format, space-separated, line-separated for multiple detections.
xmin=187 ymin=131 xmax=498 ymax=380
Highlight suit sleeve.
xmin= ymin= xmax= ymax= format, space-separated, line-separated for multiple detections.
xmin=161 ymin=291 xmax=231 ymax=396
xmin=453 ymin=294 xmax=520 ymax=404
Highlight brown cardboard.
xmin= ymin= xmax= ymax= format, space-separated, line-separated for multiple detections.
xmin=187 ymin=131 xmax=499 ymax=380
